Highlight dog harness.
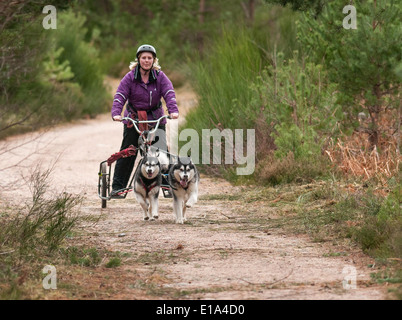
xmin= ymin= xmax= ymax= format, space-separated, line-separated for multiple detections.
xmin=138 ymin=177 xmax=158 ymax=195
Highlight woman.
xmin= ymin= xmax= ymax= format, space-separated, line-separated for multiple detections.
xmin=110 ymin=44 xmax=179 ymax=198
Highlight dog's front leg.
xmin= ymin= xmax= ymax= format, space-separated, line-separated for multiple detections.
xmin=136 ymin=193 xmax=150 ymax=220
xmin=149 ymin=191 xmax=159 ymax=220
xmin=173 ymin=196 xmax=184 ymax=224
xmin=186 ymin=184 xmax=198 ymax=208
xmin=182 ymin=201 xmax=187 ymax=222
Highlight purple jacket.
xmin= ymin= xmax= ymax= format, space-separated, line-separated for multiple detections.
xmin=111 ymin=66 xmax=178 ymax=125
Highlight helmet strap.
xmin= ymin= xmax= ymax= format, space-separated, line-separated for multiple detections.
xmin=139 ymin=63 xmax=151 ymax=74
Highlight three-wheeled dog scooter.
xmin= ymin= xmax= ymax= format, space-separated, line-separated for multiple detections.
xmin=98 ymin=115 xmax=175 ymax=208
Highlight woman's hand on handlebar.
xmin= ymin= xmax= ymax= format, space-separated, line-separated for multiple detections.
xmin=113 ymin=115 xmax=134 ymax=127
xmin=169 ymin=113 xmax=179 ymax=119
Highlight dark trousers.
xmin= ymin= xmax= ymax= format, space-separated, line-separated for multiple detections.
xmin=112 ymin=124 xmax=167 ymax=191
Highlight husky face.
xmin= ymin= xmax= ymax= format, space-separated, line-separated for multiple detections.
xmin=140 ymin=156 xmax=160 ymax=179
xmin=173 ymin=159 xmax=196 ymax=189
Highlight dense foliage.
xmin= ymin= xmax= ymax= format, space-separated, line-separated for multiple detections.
xmin=1 ymin=0 xmax=400 ymax=184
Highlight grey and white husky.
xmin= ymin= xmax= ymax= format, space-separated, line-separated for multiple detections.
xmin=133 ymin=154 xmax=162 ymax=221
xmin=168 ymin=157 xmax=200 ymax=224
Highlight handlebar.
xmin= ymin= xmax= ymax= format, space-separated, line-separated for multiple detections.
xmin=121 ymin=115 xmax=170 ymax=135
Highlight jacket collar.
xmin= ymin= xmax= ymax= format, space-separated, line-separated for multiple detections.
xmin=133 ymin=66 xmax=158 ymax=83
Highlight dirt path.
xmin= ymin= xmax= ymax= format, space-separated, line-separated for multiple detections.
xmin=0 ymin=81 xmax=386 ymax=300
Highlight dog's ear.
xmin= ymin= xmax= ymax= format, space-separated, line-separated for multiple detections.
xmin=156 ymin=147 xmax=160 ymax=157
xmin=187 ymin=151 xmax=194 ymax=164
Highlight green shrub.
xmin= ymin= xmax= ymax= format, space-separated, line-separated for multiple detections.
xmin=325 ymin=182 xmax=402 ymax=258
xmin=186 ymin=27 xmax=262 ymax=131
xmin=0 ymin=8 xmax=110 ymax=139
xmin=65 ymin=247 xmax=102 ymax=267
xmin=184 ymin=29 xmax=340 ymax=184
xmin=352 ymin=185 xmax=402 ymax=257
xmin=257 ymin=52 xmax=341 ymax=154
xmin=0 ymin=167 xmax=82 ymax=257
xmin=255 ymin=152 xmax=330 ymax=185
xmin=105 ymin=257 xmax=122 ymax=268
xmin=52 ymin=9 xmax=109 ymax=116
xmin=248 ymin=52 xmax=342 ymax=183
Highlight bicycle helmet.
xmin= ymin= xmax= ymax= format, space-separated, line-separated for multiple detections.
xmin=136 ymin=44 xmax=157 ymax=58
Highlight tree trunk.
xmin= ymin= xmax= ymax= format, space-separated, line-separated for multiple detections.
xmin=197 ymin=0 xmax=205 ymax=53
xmin=367 ymin=0 xmax=380 ymax=150
xmin=241 ymin=0 xmax=256 ymax=25
xmin=368 ymin=111 xmax=379 ymax=149
xmin=397 ymin=95 xmax=401 ymax=156
xmin=249 ymin=0 xmax=255 ymax=23
xmin=198 ymin=0 xmax=205 ymax=24
xmin=368 ymin=83 xmax=382 ymax=149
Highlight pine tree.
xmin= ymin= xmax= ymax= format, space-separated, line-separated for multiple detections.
xmin=297 ymin=0 xmax=401 ymax=149
xmin=265 ymin=0 xmax=327 ymax=16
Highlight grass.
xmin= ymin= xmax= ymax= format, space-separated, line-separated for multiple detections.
xmin=134 ymin=248 xmax=188 ymax=266
xmin=0 ymin=166 xmax=82 ymax=257
xmin=105 ymin=258 xmax=121 ymax=268
xmin=0 ymin=166 xmax=81 ymax=299
xmin=201 ymin=177 xmax=401 ymax=298
xmin=186 ymin=27 xmax=262 ymax=132
xmin=64 ymin=247 xmax=102 ymax=267
xmin=0 ymin=166 xmax=128 ymax=299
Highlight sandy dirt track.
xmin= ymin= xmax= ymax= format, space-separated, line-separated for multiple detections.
xmin=0 ymin=83 xmax=387 ymax=300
